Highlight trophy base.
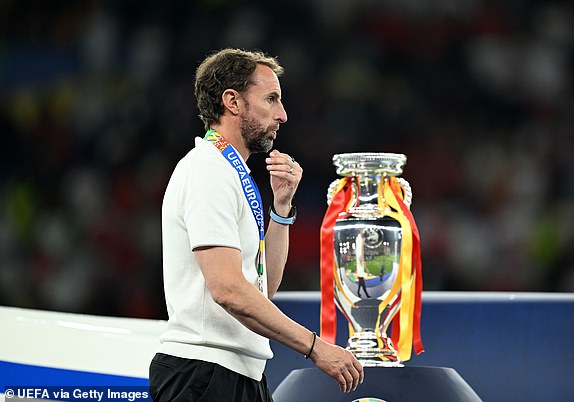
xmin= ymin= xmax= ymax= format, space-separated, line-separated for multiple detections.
xmin=355 ymin=356 xmax=404 ymax=368
xmin=348 ymin=332 xmax=403 ymax=367
xmin=352 ymin=349 xmax=403 ymax=367
xmin=273 ymin=366 xmax=483 ymax=402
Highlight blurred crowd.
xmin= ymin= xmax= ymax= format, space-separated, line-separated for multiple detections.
xmin=1 ymin=0 xmax=573 ymax=319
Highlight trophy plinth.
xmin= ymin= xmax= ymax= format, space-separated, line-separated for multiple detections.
xmin=273 ymin=367 xmax=483 ymax=402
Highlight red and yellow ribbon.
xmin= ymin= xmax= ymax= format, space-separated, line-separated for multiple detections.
xmin=320 ymin=177 xmax=353 ymax=344
xmin=376 ymin=176 xmax=424 ymax=360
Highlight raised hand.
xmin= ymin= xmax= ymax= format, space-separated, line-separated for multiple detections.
xmin=265 ymin=149 xmax=302 ymax=210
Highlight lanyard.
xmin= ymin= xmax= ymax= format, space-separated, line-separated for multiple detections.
xmin=204 ymin=129 xmax=266 ymax=292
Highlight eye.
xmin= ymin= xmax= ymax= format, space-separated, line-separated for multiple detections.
xmin=268 ymin=96 xmax=276 ymax=103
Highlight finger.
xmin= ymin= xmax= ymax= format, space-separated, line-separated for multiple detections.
xmin=267 ymin=162 xmax=300 ymax=178
xmin=267 ymin=149 xmax=291 ymax=162
xmin=341 ymin=369 xmax=353 ymax=393
xmin=265 ymin=156 xmax=295 ymax=171
xmin=268 ymin=150 xmax=298 ymax=168
xmin=353 ymin=359 xmax=365 ymax=384
xmin=350 ymin=364 xmax=360 ymax=391
xmin=267 ymin=166 xmax=298 ymax=179
xmin=337 ymin=373 xmax=348 ymax=393
xmin=345 ymin=363 xmax=361 ymax=392
xmin=266 ymin=150 xmax=300 ymax=171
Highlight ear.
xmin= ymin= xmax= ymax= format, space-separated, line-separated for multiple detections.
xmin=222 ymin=89 xmax=240 ymax=115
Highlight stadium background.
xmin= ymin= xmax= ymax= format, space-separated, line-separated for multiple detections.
xmin=1 ymin=0 xmax=573 ymax=321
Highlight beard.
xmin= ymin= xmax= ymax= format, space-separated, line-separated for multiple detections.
xmin=239 ymin=108 xmax=276 ymax=154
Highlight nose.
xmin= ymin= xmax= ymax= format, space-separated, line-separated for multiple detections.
xmin=276 ymin=101 xmax=287 ymax=123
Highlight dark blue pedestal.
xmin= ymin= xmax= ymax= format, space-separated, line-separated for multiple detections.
xmin=272 ymin=366 xmax=482 ymax=402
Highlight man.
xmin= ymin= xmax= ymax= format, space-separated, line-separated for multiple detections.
xmin=149 ymin=49 xmax=363 ymax=401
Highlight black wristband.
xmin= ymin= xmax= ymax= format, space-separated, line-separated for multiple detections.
xmin=305 ymin=331 xmax=317 ymax=359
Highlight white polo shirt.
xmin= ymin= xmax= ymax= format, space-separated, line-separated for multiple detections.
xmin=158 ymin=137 xmax=272 ymax=381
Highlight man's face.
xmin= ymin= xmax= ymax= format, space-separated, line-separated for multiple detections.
xmin=239 ymin=64 xmax=287 ymax=154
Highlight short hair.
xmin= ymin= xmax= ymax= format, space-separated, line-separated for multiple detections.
xmin=194 ymin=48 xmax=284 ymax=130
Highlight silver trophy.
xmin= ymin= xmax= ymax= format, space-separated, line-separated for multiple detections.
xmin=327 ymin=152 xmax=413 ymax=367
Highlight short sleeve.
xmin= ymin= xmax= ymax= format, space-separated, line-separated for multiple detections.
xmin=183 ymin=151 xmax=243 ymax=251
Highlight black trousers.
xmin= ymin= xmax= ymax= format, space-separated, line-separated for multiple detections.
xmin=149 ymin=353 xmax=274 ymax=402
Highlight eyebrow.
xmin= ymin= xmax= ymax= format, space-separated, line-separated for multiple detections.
xmin=268 ymin=90 xmax=281 ymax=99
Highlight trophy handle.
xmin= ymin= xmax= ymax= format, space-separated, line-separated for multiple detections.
xmin=326 ymin=179 xmax=341 ymax=205
xmin=329 ymin=177 xmax=412 ymax=208
xmin=397 ymin=178 xmax=412 ymax=208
